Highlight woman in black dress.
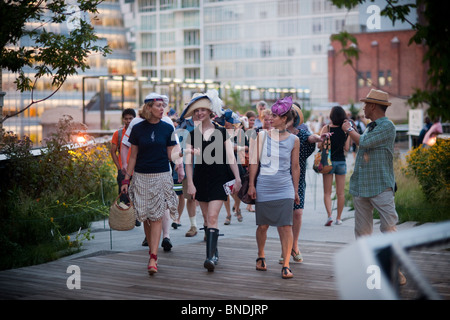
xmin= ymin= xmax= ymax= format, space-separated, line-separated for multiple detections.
xmin=184 ymin=90 xmax=242 ymax=272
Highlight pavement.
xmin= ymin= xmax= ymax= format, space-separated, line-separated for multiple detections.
xmin=61 ymin=151 xmax=418 ymax=262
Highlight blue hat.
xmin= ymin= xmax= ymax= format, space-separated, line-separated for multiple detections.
xmin=215 ymin=109 xmax=241 ymax=126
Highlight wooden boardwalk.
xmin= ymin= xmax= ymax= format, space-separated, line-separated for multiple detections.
xmin=1 ymin=236 xmax=448 ymax=300
xmin=0 ymin=237 xmax=343 ymax=300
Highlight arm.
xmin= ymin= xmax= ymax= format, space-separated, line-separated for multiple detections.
xmin=344 ymin=130 xmax=351 ymax=152
xmin=168 ymin=133 xmax=185 ymax=182
xmin=247 ymin=131 xmax=264 ymax=200
xmin=317 ymin=125 xmax=328 ymax=149
xmin=225 ymin=138 xmax=242 ymax=194
xmin=291 ymin=137 xmax=300 ymax=205
xmin=120 ymin=144 xmax=138 ymax=194
xmin=110 ymin=142 xmax=120 ymax=171
xmin=120 ymin=143 xmax=130 ymax=174
xmin=184 ymin=142 xmax=196 ymax=200
xmin=342 ymin=120 xmax=360 ymax=146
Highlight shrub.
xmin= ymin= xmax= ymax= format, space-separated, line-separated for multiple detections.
xmin=405 ymin=139 xmax=450 ymax=205
xmin=0 ymin=116 xmax=116 ymax=270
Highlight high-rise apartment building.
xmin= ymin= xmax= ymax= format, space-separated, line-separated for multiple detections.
xmin=202 ymin=0 xmax=360 ymax=105
xmin=2 ymin=0 xmax=135 ymax=144
xmin=132 ymin=0 xmax=360 ymax=105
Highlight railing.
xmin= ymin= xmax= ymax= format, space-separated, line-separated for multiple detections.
xmin=334 ymin=221 xmax=450 ymax=300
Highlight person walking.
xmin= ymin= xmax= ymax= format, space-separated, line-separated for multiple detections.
xmin=318 ymin=106 xmax=350 ymax=226
xmin=184 ymin=90 xmax=242 ymax=272
xmin=121 ymin=94 xmax=183 ymax=250
xmin=110 ymin=108 xmax=136 ymax=205
xmin=283 ymin=103 xmax=329 ymax=264
xmin=342 ymin=89 xmax=406 ymax=285
xmin=254 ymin=101 xmax=268 ymax=128
xmin=120 ymin=93 xmax=183 ymax=275
xmin=176 ymin=108 xmax=201 ymax=238
xmin=215 ymin=109 xmax=245 ymax=225
xmin=248 ymin=96 xmax=300 ymax=279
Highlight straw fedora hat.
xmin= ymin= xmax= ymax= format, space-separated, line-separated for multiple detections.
xmin=360 ymin=89 xmax=391 ymax=106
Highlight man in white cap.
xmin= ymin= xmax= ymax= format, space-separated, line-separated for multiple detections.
xmin=342 ymin=89 xmax=406 ymax=285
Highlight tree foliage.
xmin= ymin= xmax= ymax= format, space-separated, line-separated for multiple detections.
xmin=0 ymin=0 xmax=111 ymax=125
xmin=330 ymin=0 xmax=450 ymax=121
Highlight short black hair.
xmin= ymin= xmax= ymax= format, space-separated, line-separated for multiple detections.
xmin=122 ymin=108 xmax=136 ymax=118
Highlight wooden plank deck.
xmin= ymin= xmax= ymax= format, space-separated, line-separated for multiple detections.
xmin=1 ymin=236 xmax=448 ymax=300
xmin=0 ymin=237 xmax=343 ymax=300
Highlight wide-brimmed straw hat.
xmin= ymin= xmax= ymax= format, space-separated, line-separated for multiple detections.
xmin=291 ymin=103 xmax=304 ymax=127
xmin=181 ymin=89 xmax=224 ymax=119
xmin=360 ymin=89 xmax=391 ymax=106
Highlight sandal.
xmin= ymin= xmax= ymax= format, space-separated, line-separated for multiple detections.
xmin=281 ymin=266 xmax=293 ymax=279
xmin=224 ymin=216 xmax=231 ymax=225
xmin=246 ymin=205 xmax=255 ymax=212
xmin=291 ymin=249 xmax=303 ymax=263
xmin=256 ymin=257 xmax=267 ymax=271
xmin=236 ymin=209 xmax=243 ymax=222
xmin=148 ymin=253 xmax=158 ymax=275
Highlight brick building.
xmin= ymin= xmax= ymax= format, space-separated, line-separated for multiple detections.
xmin=328 ymin=30 xmax=427 ymax=121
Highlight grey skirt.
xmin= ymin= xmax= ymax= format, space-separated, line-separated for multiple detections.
xmin=255 ymin=198 xmax=294 ymax=227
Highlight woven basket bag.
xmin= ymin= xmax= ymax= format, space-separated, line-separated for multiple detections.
xmin=109 ymin=194 xmax=136 ymax=231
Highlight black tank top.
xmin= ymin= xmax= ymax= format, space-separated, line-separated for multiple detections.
xmin=329 ymin=126 xmax=347 ymax=161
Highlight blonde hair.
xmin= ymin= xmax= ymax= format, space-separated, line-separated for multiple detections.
xmin=139 ymin=100 xmax=157 ymax=120
xmin=262 ymin=109 xmax=272 ymax=117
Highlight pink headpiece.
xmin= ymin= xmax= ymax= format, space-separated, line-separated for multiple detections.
xmin=271 ymin=96 xmax=293 ymax=116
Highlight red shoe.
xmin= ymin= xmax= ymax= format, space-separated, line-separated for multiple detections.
xmin=148 ymin=253 xmax=158 ymax=275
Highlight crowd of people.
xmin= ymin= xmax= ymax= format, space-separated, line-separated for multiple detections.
xmin=110 ymin=88 xmax=406 ymax=283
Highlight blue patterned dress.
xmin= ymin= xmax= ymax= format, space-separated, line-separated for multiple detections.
xmin=294 ymin=129 xmax=316 ymax=210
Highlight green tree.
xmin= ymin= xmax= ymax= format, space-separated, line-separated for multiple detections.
xmin=0 ymin=0 xmax=111 ymax=133
xmin=330 ymin=0 xmax=450 ymax=121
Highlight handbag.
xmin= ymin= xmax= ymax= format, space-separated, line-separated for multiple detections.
xmin=109 ymin=193 xmax=136 ymax=231
xmin=237 ymin=131 xmax=266 ymax=204
xmin=238 ymin=170 xmax=258 ymax=205
xmin=313 ymin=133 xmax=332 ymax=174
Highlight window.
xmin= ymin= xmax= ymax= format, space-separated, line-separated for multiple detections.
xmin=161 ymin=69 xmax=175 ymax=78
xmin=366 ymin=71 xmax=372 ymax=86
xmin=183 ymin=11 xmax=199 ymax=28
xmin=378 ymin=71 xmax=385 ymax=86
xmin=184 ymin=68 xmax=200 ymax=79
xmin=160 ymin=32 xmax=175 ymax=47
xmin=138 ymin=0 xmax=156 ymax=12
xmin=142 ymin=70 xmax=157 ymax=78
xmin=160 ymin=13 xmax=174 ymax=29
xmin=261 ymin=41 xmax=271 ymax=57
xmin=387 ymin=70 xmax=392 ymax=86
xmin=184 ymin=30 xmax=199 ymax=46
xmin=141 ymin=52 xmax=157 ymax=66
xmin=357 ymin=72 xmax=364 ymax=88
xmin=184 ymin=49 xmax=200 ymax=64
xmin=161 ymin=51 xmax=175 ymax=66
xmin=160 ymin=0 xmax=176 ymax=11
xmin=182 ymin=0 xmax=199 ymax=8
xmin=141 ymin=33 xmax=156 ymax=49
